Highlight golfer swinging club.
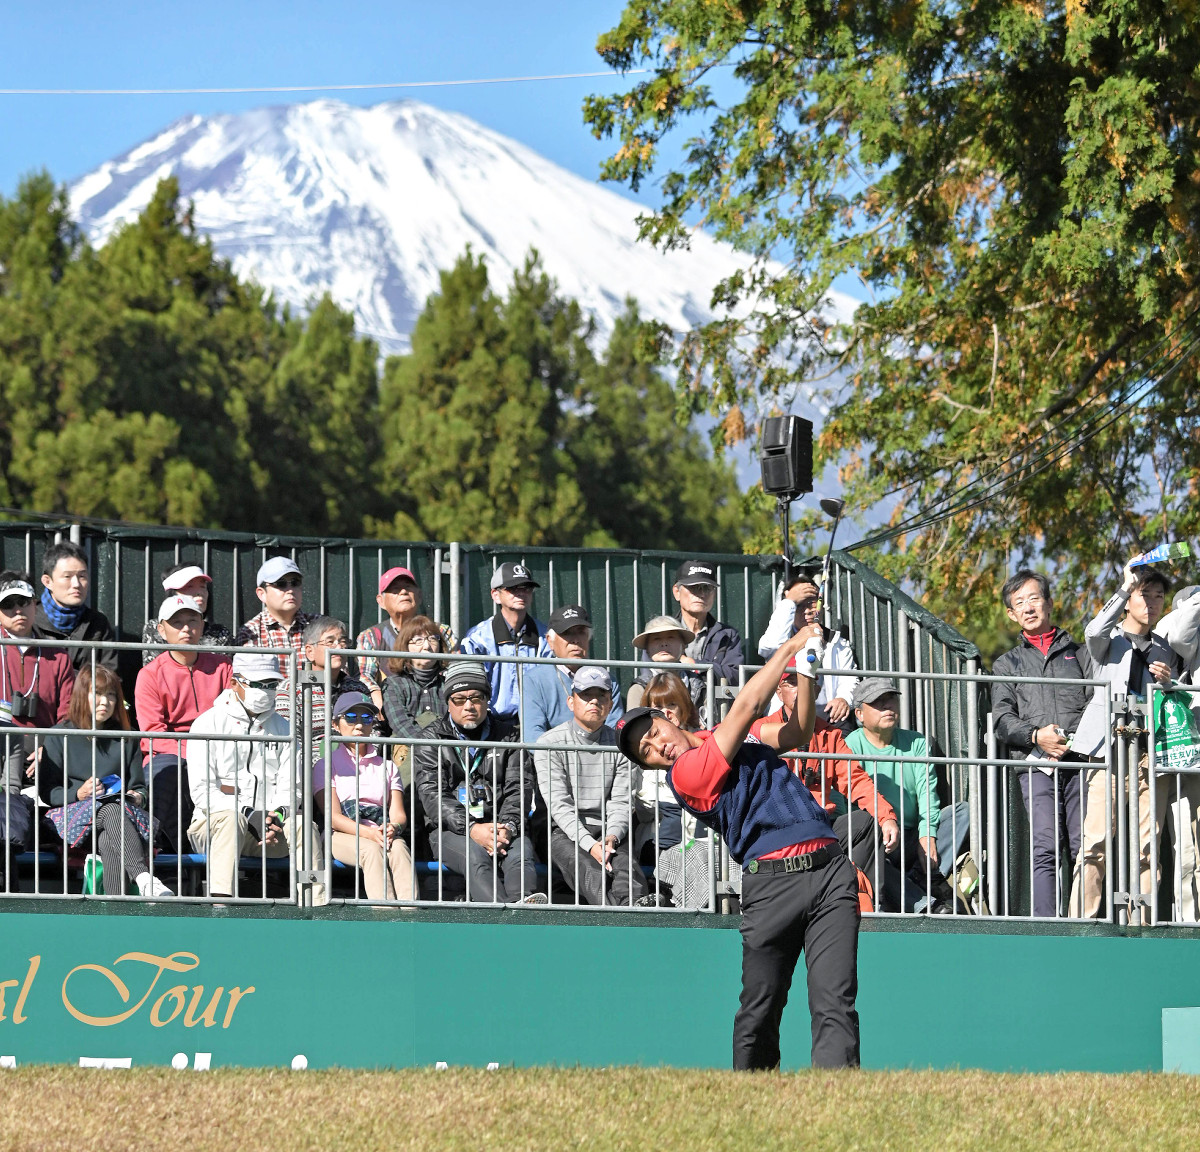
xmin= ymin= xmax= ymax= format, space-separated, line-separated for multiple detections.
xmin=617 ymin=624 xmax=860 ymax=1070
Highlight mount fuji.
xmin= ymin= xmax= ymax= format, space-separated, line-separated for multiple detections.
xmin=68 ymin=98 xmax=857 ymax=360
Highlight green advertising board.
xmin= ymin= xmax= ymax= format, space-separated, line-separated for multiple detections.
xmin=2 ymin=903 xmax=1199 ymax=1073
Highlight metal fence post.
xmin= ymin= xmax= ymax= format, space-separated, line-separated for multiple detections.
xmin=966 ymin=658 xmax=981 ymax=890
xmin=449 ymin=541 xmax=462 ymax=641
xmin=986 ymin=711 xmax=1001 ymax=916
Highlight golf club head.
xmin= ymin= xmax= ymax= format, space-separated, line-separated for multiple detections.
xmin=819 ymin=497 xmax=845 ymax=519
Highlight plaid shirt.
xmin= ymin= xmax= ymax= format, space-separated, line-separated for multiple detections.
xmin=235 ymin=609 xmax=318 ymax=673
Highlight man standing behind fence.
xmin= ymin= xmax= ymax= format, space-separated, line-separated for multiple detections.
xmin=235 ymin=557 xmax=317 ymax=673
xmin=1071 ymin=560 xmax=1191 ymax=919
xmin=34 ymin=541 xmax=117 ymax=674
xmin=460 ymin=563 xmax=548 ymax=720
xmin=672 ymin=560 xmax=743 ymax=688
xmin=618 ymin=626 xmax=862 ymax=1070
xmin=991 ymin=570 xmax=1094 ymax=917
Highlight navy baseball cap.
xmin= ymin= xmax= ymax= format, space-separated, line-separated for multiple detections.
xmin=615 ymin=706 xmax=664 ymax=763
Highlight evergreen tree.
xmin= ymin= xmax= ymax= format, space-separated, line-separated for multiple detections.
xmin=586 ymin=1 xmax=1200 ymax=641
xmin=375 ymin=251 xmax=770 ymax=551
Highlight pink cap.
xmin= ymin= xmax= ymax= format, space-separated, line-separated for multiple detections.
xmin=379 ymin=566 xmax=417 ymax=594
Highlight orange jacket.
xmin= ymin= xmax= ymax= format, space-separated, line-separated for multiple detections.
xmin=758 ymin=709 xmax=897 ymax=825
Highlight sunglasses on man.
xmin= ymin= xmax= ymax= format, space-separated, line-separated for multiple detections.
xmin=0 ymin=596 xmax=33 ymax=610
xmin=236 ymin=677 xmax=281 ymax=691
xmin=267 ymin=576 xmax=303 ymax=590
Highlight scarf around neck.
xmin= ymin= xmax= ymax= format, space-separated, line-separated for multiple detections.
xmin=40 ymin=587 xmax=85 ymax=633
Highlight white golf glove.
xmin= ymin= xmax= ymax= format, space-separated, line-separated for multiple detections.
xmin=796 ymin=635 xmax=825 ymax=680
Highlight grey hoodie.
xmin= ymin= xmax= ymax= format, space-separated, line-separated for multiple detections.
xmin=533 ymin=717 xmax=636 ymax=852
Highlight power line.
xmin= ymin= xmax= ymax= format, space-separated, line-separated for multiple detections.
xmin=0 ymin=69 xmax=648 ymax=97
xmin=856 ymin=303 xmax=1200 ymax=519
xmin=844 ymin=317 xmax=1200 ymax=553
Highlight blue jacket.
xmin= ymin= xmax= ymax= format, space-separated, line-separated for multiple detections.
xmin=518 ymin=661 xmax=625 ymax=743
xmin=460 ymin=612 xmax=550 ymax=719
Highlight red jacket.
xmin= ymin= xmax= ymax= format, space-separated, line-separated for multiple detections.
xmin=134 ymin=650 xmax=232 ymax=761
xmin=755 ymin=709 xmax=897 ymax=825
xmin=0 ymin=634 xmax=75 ymax=729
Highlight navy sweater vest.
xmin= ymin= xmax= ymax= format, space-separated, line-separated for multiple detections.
xmin=667 ymin=734 xmax=834 ymax=864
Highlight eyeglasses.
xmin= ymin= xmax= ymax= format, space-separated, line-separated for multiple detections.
xmin=449 ymin=692 xmax=488 ymax=708
xmin=1010 ymin=595 xmax=1046 ymax=609
xmin=405 ymin=635 xmax=439 ymax=651
xmin=505 ymin=584 xmax=536 ymax=594
xmin=267 ymin=576 xmax=303 ymax=590
xmin=316 ymin=635 xmax=350 ymax=648
xmin=236 ymin=677 xmax=281 ymax=691
xmin=0 ymin=596 xmax=33 ymax=610
xmin=340 ymin=710 xmax=378 ymax=725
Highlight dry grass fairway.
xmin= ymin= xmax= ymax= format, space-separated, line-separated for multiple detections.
xmin=1 ymin=1066 xmax=1197 ymax=1151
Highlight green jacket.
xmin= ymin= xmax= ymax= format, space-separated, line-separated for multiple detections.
xmin=845 ymin=727 xmax=940 ymax=840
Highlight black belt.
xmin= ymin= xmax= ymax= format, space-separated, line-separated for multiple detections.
xmin=745 ymin=845 xmax=838 ymax=875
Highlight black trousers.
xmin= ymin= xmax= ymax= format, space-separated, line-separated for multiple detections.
xmin=735 ymin=852 xmax=860 ymax=1070
xmin=148 ymin=756 xmax=193 ymax=852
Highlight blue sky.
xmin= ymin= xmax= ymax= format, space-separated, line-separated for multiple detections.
xmin=0 ymin=1 xmax=650 ymax=199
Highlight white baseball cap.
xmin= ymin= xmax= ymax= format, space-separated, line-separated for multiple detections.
xmin=256 ymin=556 xmax=302 ymax=586
xmin=157 ymin=594 xmax=205 ymax=623
xmin=162 ymin=565 xmax=211 ymax=592
xmin=231 ymin=651 xmax=286 ymax=682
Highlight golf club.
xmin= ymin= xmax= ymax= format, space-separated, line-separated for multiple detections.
xmin=816 ymin=497 xmax=845 ymax=617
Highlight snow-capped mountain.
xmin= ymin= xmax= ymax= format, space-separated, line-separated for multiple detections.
xmin=69 ymin=98 xmax=857 ymax=359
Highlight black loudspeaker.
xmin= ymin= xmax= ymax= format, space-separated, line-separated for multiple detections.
xmin=759 ymin=415 xmax=813 ymax=497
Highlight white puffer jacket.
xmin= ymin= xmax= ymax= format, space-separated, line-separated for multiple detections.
xmin=187 ymin=688 xmax=293 ymax=816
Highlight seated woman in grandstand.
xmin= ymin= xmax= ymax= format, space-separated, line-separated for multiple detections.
xmin=356 ymin=567 xmax=456 ymax=695
xmin=631 ymin=671 xmax=700 ymax=862
xmin=314 ymin=692 xmax=413 ymax=901
xmin=40 ymin=665 xmax=172 ymax=898
xmin=381 ymin=616 xmax=449 ymax=742
xmin=140 ymin=562 xmax=233 ymax=665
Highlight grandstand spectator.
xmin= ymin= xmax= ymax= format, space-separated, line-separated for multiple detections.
xmin=41 ymin=665 xmax=171 ymax=898
xmin=626 ymin=615 xmax=706 ymax=719
xmin=520 ymin=604 xmax=624 ymax=742
xmin=34 ymin=541 xmax=117 ymax=673
xmin=274 ymin=616 xmax=373 ymax=758
xmin=672 ymin=560 xmax=744 ymax=687
xmin=1154 ymin=584 xmax=1200 ymax=920
xmin=1071 ymin=561 xmax=1187 ymax=919
xmin=140 ymin=562 xmax=233 ymax=665
xmin=314 ymin=692 xmax=413 ymax=901
xmin=0 ymin=571 xmax=75 ymax=891
xmin=632 ymin=671 xmax=699 ymax=862
xmin=355 ymin=566 xmax=455 ymax=695
xmin=534 ymin=666 xmax=650 ymax=907
xmin=381 ymin=616 xmax=450 ymax=741
xmin=134 ymin=594 xmax=232 ymax=852
xmin=991 ymin=570 xmax=1094 ymax=918
xmin=187 ymin=651 xmax=327 ymax=903
xmin=616 ymin=626 xmax=861 ymax=1071
xmin=758 ymin=565 xmax=858 ymax=731
xmin=413 ymin=661 xmax=542 ymax=903
xmin=844 ymin=678 xmax=969 ymax=911
xmin=757 ymin=657 xmax=898 ymax=908
xmin=234 ymin=556 xmax=317 ymax=672
xmin=460 ymin=562 xmax=548 ymax=719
